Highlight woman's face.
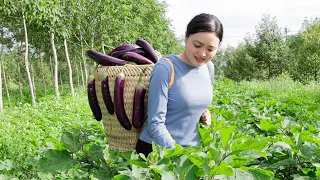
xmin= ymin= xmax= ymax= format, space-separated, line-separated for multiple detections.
xmin=183 ymin=32 xmax=220 ymax=67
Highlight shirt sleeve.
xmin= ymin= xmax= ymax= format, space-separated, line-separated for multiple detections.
xmin=207 ymin=61 xmax=215 ymax=86
xmin=146 ymin=62 xmax=176 ymax=149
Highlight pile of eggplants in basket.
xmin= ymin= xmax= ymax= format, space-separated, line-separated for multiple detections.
xmin=87 ymin=39 xmax=159 ymax=130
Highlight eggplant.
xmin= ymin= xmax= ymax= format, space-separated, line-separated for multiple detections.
xmin=110 ymin=48 xmax=147 ymax=59
xmin=101 ymin=76 xmax=114 ymax=115
xmin=87 ymin=49 xmax=128 ymax=66
xmin=135 ymin=39 xmax=158 ymax=63
xmin=132 ymin=72 xmax=147 ymax=129
xmin=114 ymin=72 xmax=132 ymax=130
xmin=122 ymin=52 xmax=154 ymax=65
xmin=87 ymin=79 xmax=102 ymax=121
xmin=108 ymin=44 xmax=140 ymax=55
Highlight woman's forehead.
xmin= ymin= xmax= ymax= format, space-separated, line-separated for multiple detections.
xmin=189 ymin=32 xmax=220 ymax=46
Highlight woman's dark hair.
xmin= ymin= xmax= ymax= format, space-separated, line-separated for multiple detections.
xmin=186 ymin=13 xmax=224 ymax=42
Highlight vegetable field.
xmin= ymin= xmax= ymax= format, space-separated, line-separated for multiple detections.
xmin=1 ymin=76 xmax=320 ymax=179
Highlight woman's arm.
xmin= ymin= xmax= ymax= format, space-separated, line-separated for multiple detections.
xmin=146 ymin=62 xmax=176 ymax=149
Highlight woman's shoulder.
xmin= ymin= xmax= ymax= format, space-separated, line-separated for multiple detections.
xmin=206 ymin=61 xmax=215 ymax=74
xmin=154 ymin=54 xmax=176 ymax=71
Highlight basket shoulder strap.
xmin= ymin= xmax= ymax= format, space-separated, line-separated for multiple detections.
xmin=162 ymin=57 xmax=175 ymax=90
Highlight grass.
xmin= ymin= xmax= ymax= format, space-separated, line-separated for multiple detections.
xmin=1 ymin=76 xmax=320 ymax=179
xmin=0 ymin=88 xmax=105 ymax=178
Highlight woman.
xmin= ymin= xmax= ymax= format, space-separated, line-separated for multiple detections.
xmin=136 ymin=13 xmax=223 ymax=157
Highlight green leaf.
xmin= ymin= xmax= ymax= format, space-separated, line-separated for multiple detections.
xmin=268 ymin=158 xmax=297 ymax=169
xmin=112 ymin=174 xmax=131 ymax=180
xmin=231 ymin=138 xmax=267 ymax=155
xmin=220 ymin=126 xmax=236 ymax=151
xmin=198 ymin=126 xmax=213 ymax=146
xmin=150 ymin=164 xmax=169 ymax=174
xmin=132 ymin=165 xmax=148 ymax=178
xmin=61 ymin=131 xmax=81 ymax=153
xmin=210 ymin=161 xmax=234 ymax=176
xmin=208 ymin=148 xmax=221 ymax=164
xmin=182 ymin=164 xmax=199 ymax=180
xmin=187 ymin=152 xmax=207 ymax=167
xmin=301 ymin=142 xmax=319 ymax=159
xmin=130 ymin=160 xmax=149 ymax=168
xmin=258 ymin=119 xmax=278 ymax=132
xmin=0 ymin=160 xmax=15 ymax=171
xmin=316 ymin=167 xmax=320 ymax=177
xmin=173 ymin=155 xmax=193 ymax=174
xmin=247 ymin=168 xmax=274 ymax=180
xmin=270 ymin=141 xmax=292 ymax=156
xmin=295 ymin=133 xmax=303 ymax=150
xmin=230 ymin=156 xmax=248 ymax=168
xmin=88 ymin=144 xmax=104 ymax=161
xmin=221 ymin=110 xmax=234 ymax=120
xmin=165 ymin=144 xmax=184 ymax=158
xmin=37 ymin=149 xmax=78 ymax=173
xmin=161 ymin=171 xmax=176 ymax=180
xmin=291 ymin=174 xmax=311 ymax=180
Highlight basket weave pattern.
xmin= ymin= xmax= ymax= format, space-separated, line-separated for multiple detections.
xmin=94 ymin=64 xmax=154 ymax=152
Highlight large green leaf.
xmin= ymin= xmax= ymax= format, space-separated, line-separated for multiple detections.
xmin=215 ymin=167 xmax=274 ymax=180
xmin=198 ymin=126 xmax=213 ymax=146
xmin=258 ymin=119 xmax=278 ymax=133
xmin=173 ymin=155 xmax=193 ymax=175
xmin=210 ymin=161 xmax=234 ymax=176
xmin=187 ymin=152 xmax=207 ymax=167
xmin=112 ymin=174 xmax=131 ymax=180
xmin=268 ymin=158 xmax=297 ymax=169
xmin=60 ymin=131 xmax=81 ymax=153
xmin=220 ymin=126 xmax=236 ymax=151
xmin=231 ymin=138 xmax=267 ymax=155
xmin=164 ymin=144 xmax=184 ymax=158
xmin=37 ymin=149 xmax=78 ymax=173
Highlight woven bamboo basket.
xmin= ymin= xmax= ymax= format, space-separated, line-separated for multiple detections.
xmin=94 ymin=64 xmax=155 ymax=152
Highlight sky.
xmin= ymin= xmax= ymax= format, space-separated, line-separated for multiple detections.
xmin=163 ymin=0 xmax=320 ymax=47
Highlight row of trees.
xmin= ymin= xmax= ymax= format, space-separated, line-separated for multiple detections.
xmin=0 ymin=0 xmax=184 ymax=111
xmin=215 ymin=14 xmax=320 ymax=83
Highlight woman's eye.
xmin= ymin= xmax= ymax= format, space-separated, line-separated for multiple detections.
xmin=194 ymin=44 xmax=201 ymax=48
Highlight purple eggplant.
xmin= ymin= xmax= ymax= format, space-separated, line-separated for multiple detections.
xmin=87 ymin=49 xmax=128 ymax=66
xmin=114 ymin=72 xmax=132 ymax=130
xmin=110 ymin=48 xmax=147 ymax=59
xmin=108 ymin=44 xmax=140 ymax=55
xmin=135 ymin=39 xmax=158 ymax=63
xmin=101 ymin=76 xmax=114 ymax=115
xmin=87 ymin=79 xmax=102 ymax=121
xmin=132 ymin=71 xmax=147 ymax=129
xmin=122 ymin=52 xmax=154 ymax=65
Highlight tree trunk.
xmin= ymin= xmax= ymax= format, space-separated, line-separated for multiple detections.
xmin=17 ymin=62 xmax=22 ymax=98
xmin=49 ymin=55 xmax=54 ymax=88
xmin=101 ymin=41 xmax=105 ymax=54
xmin=80 ymin=34 xmax=88 ymax=86
xmin=64 ymin=37 xmax=74 ymax=96
xmin=80 ymin=60 xmax=85 ymax=89
xmin=75 ymin=60 xmax=80 ymax=88
xmin=18 ymin=42 xmax=23 ymax=98
xmin=23 ymin=14 xmax=36 ymax=106
xmin=60 ymin=71 xmax=63 ymax=92
xmin=40 ymin=55 xmax=47 ymax=95
xmin=30 ymin=61 xmax=36 ymax=98
xmin=50 ymin=32 xmax=60 ymax=98
xmin=1 ymin=56 xmax=10 ymax=103
xmin=0 ymin=45 xmax=3 ymax=112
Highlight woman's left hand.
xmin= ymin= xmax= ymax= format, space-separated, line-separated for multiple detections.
xmin=200 ymin=109 xmax=211 ymax=126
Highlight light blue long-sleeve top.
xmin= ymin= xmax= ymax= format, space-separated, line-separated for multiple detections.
xmin=139 ymin=53 xmax=214 ymax=149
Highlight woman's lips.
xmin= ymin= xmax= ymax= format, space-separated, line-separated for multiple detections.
xmin=195 ymin=56 xmax=205 ymax=62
